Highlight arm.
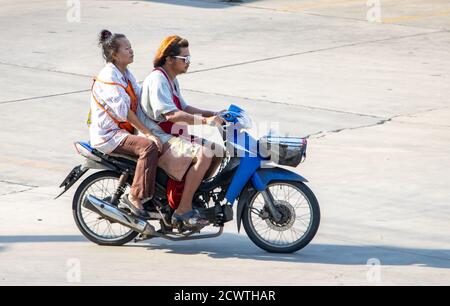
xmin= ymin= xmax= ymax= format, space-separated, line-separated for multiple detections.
xmin=127 ymin=110 xmax=154 ymax=136
xmin=184 ymin=105 xmax=216 ymax=117
xmin=164 ymin=110 xmax=207 ymax=125
xmin=127 ymin=110 xmax=163 ymax=152
xmin=150 ymin=75 xmax=223 ymax=126
xmin=164 ymin=110 xmax=224 ymax=127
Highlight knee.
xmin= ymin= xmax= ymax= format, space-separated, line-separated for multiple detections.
xmin=140 ymin=139 xmax=158 ymax=158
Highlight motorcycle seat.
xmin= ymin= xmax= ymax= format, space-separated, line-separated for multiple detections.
xmin=109 ymin=152 xmax=137 ymax=162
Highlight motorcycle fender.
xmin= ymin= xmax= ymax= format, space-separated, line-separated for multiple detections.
xmin=54 ymin=160 xmax=114 ymax=199
xmin=236 ymin=168 xmax=309 ymax=232
xmin=251 ymin=167 xmax=308 ymax=191
xmin=236 ymin=182 xmax=255 ymax=233
xmin=55 ymin=164 xmax=88 ymax=199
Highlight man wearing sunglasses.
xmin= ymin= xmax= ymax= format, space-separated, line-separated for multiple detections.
xmin=137 ymin=35 xmax=224 ymax=228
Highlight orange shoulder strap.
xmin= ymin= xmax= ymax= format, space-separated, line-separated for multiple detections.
xmin=89 ymin=77 xmax=135 ymax=134
xmin=94 ymin=77 xmax=127 ymax=90
xmin=90 ymin=78 xmax=122 ymax=127
xmin=124 ymin=80 xmax=138 ymax=112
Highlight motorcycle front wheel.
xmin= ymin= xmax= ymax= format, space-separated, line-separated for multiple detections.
xmin=242 ymin=181 xmax=320 ymax=253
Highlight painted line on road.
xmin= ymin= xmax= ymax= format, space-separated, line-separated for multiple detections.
xmin=279 ymin=0 xmax=367 ymax=12
xmin=308 ymin=105 xmax=450 ymax=139
xmin=0 ymin=180 xmax=38 ymax=188
xmin=0 ymin=89 xmax=90 ymax=105
xmin=183 ymin=88 xmax=385 ymax=119
xmin=188 ymin=30 xmax=446 ymax=75
xmin=383 ymin=10 xmax=450 ymax=24
xmin=1 ymin=30 xmax=446 ymax=107
xmin=0 ymin=180 xmax=39 ymax=197
xmin=0 ymin=186 xmax=37 ymax=197
xmin=0 ymin=61 xmax=91 ymax=79
xmin=222 ymin=0 xmax=448 ymax=31
xmin=221 ymin=0 xmax=365 ymax=13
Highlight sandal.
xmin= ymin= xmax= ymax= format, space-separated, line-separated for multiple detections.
xmin=119 ymin=194 xmax=149 ymax=219
xmin=171 ymin=210 xmax=210 ymax=228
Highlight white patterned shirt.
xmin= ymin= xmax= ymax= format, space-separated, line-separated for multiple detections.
xmin=89 ymin=63 xmax=141 ymax=154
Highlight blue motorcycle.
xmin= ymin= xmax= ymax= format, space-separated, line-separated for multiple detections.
xmin=57 ymin=105 xmax=320 ymax=253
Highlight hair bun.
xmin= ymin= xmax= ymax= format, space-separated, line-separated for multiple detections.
xmin=99 ymin=29 xmax=112 ymax=44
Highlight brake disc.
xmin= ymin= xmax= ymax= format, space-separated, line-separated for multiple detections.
xmin=265 ymin=200 xmax=296 ymax=231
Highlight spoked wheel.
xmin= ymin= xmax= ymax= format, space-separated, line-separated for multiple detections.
xmin=242 ymin=181 xmax=320 ymax=253
xmin=72 ymin=171 xmax=138 ymax=246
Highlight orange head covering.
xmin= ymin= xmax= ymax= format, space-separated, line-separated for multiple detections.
xmin=153 ymin=35 xmax=180 ymax=68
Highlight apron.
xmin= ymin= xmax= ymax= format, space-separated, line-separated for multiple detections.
xmin=153 ymin=68 xmax=186 ymax=138
xmin=153 ymin=68 xmax=190 ymax=209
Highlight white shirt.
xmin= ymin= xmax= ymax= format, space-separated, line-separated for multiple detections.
xmin=138 ymin=68 xmax=188 ymax=144
xmin=89 ymin=63 xmax=141 ymax=154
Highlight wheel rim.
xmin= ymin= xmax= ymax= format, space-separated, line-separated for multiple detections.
xmin=247 ymin=183 xmax=314 ymax=248
xmin=76 ymin=175 xmax=135 ymax=242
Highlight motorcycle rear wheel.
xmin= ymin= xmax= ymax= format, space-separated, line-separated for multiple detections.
xmin=72 ymin=171 xmax=138 ymax=246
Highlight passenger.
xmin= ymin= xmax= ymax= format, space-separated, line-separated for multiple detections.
xmin=89 ymin=29 xmax=162 ymax=218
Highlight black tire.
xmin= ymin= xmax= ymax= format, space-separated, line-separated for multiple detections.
xmin=72 ymin=170 xmax=138 ymax=246
xmin=242 ymin=181 xmax=320 ymax=253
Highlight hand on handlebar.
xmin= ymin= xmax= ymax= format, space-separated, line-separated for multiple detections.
xmin=205 ymin=115 xmax=225 ymax=127
xmin=215 ymin=109 xmax=227 ymax=116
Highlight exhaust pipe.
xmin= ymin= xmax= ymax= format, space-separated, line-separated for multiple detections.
xmin=85 ymin=195 xmax=155 ymax=236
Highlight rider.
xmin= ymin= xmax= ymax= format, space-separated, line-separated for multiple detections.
xmin=89 ymin=29 xmax=163 ymax=219
xmin=138 ymin=35 xmax=224 ymax=228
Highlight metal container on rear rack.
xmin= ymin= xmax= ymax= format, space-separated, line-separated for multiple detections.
xmin=259 ymin=136 xmax=307 ymax=167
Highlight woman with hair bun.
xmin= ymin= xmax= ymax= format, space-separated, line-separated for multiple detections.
xmin=89 ymin=29 xmax=162 ymax=219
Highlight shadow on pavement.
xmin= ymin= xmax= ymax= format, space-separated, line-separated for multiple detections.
xmin=141 ymin=0 xmax=260 ymax=9
xmin=1 ymin=234 xmax=448 ymax=269
xmin=0 ymin=235 xmax=88 ymax=244
xmin=137 ymin=233 xmax=450 ymax=269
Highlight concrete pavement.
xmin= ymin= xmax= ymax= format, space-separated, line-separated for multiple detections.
xmin=0 ymin=0 xmax=449 ymax=285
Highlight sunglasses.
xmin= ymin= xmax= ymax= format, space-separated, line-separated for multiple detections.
xmin=173 ymin=55 xmax=191 ymax=64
